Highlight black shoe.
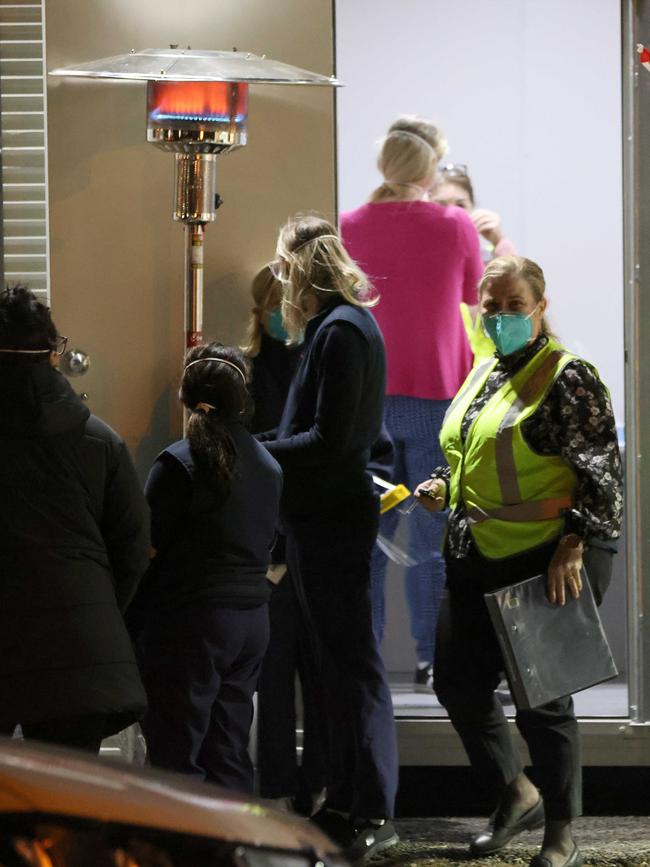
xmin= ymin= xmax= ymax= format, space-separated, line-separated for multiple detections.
xmin=529 ymin=843 xmax=583 ymax=867
xmin=311 ymin=808 xmax=356 ymax=849
xmin=469 ymin=797 xmax=545 ymax=856
xmin=344 ymin=819 xmax=399 ymax=864
xmin=414 ymin=663 xmax=433 ymax=692
xmin=292 ymin=787 xmax=326 ymax=817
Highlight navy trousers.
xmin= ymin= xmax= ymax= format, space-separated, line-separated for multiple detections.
xmin=257 ymin=567 xmax=326 ymax=802
xmin=139 ymin=602 xmax=269 ymax=793
xmin=285 ymin=494 xmax=399 ymax=820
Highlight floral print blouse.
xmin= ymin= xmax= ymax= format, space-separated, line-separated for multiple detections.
xmin=434 ymin=335 xmax=624 ymax=559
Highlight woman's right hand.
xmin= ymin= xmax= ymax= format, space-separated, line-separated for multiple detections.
xmin=414 ymin=478 xmax=447 ymax=512
xmin=472 ymin=208 xmax=504 ymax=247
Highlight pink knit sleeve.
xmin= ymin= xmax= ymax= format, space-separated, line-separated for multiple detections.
xmin=493 ymin=237 xmax=517 ymax=258
xmin=457 ymin=210 xmax=483 ymax=305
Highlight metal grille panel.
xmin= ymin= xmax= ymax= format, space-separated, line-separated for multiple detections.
xmin=0 ymin=0 xmax=49 ymax=302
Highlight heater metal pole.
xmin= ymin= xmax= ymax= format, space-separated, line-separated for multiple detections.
xmin=174 ymin=152 xmax=218 ymax=349
xmin=184 ymin=222 xmax=205 ymax=348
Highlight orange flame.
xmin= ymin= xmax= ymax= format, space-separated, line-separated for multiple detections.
xmin=147 ymin=81 xmax=248 ymax=122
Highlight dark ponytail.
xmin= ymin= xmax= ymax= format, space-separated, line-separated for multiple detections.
xmin=180 ymin=343 xmax=251 ymax=497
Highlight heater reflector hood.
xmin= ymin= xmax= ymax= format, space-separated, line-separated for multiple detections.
xmin=49 ymin=47 xmax=340 ymax=86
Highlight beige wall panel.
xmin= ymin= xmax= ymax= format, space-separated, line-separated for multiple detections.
xmin=46 ymin=0 xmax=335 ymax=475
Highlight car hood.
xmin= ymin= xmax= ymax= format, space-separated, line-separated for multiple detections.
xmin=0 ymin=738 xmax=340 ymax=860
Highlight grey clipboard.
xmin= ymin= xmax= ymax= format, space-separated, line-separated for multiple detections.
xmin=484 ymin=571 xmax=618 ymax=709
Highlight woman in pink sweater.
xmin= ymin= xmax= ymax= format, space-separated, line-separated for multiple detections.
xmin=340 ymin=116 xmax=483 ymax=688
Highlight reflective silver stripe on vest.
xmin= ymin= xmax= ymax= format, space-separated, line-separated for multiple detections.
xmin=494 ymin=350 xmax=566 ymax=505
xmin=442 ymin=357 xmax=495 ymax=428
xmin=467 ymin=495 xmax=574 ymax=525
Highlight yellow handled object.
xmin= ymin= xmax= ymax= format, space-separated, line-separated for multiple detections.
xmin=372 ymin=474 xmax=411 ymax=514
xmin=379 ymin=484 xmax=411 ymax=514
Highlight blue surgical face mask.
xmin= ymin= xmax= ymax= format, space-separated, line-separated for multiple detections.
xmin=265 ymin=307 xmax=304 ymax=346
xmin=482 ymin=306 xmax=538 ymax=356
xmin=266 ymin=307 xmax=289 ymax=342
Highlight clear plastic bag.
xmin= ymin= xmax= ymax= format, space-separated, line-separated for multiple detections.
xmin=373 ymin=475 xmax=438 ymax=566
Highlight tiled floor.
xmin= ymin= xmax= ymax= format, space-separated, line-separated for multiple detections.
xmin=389 ymin=674 xmax=629 ymax=718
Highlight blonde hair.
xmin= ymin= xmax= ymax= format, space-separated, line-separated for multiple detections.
xmin=276 ymin=215 xmax=377 ymax=343
xmin=478 ymin=255 xmax=554 ymax=336
xmin=370 ymin=116 xmax=448 ymax=203
xmin=241 ymin=265 xmax=283 ymax=357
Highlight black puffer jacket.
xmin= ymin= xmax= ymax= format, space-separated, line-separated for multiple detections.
xmin=0 ymin=362 xmax=149 ymax=735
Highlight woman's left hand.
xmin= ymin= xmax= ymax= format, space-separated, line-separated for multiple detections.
xmin=547 ymin=534 xmax=584 ymax=605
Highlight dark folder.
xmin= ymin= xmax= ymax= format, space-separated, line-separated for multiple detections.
xmin=484 ymin=572 xmax=618 ymax=710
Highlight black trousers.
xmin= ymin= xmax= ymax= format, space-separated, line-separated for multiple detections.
xmin=434 ymin=541 xmax=615 ymax=821
xmin=0 ymin=715 xmax=106 ymax=753
xmin=285 ymin=495 xmax=399 ymax=820
xmin=257 ymin=567 xmax=326 ymax=801
xmin=139 ymin=602 xmax=269 ymax=794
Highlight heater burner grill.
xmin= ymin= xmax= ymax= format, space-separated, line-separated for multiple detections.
xmin=147 ymin=80 xmax=248 ymax=153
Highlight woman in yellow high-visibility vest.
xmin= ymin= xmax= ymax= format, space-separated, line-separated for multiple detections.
xmin=415 ymin=256 xmax=623 ymax=867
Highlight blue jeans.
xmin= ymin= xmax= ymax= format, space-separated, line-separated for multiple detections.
xmin=371 ymin=396 xmax=450 ymax=664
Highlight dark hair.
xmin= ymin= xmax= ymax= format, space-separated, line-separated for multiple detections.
xmin=0 ymin=285 xmax=61 ymax=430
xmin=0 ymin=284 xmax=59 ymax=362
xmin=180 ymin=342 xmax=251 ymax=496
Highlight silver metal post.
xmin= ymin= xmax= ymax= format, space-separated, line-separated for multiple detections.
xmin=175 ymin=154 xmax=217 ymax=433
xmin=623 ymin=0 xmax=650 ymax=724
xmin=184 ymin=222 xmax=205 ymax=349
xmin=174 ymin=153 xmax=218 ymax=350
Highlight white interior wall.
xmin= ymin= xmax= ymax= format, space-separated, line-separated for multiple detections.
xmin=336 ymin=0 xmax=624 ymax=424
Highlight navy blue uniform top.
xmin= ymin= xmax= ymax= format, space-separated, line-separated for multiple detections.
xmin=250 ymin=332 xmax=301 ymax=434
xmin=143 ymin=422 xmax=283 ymax=609
xmin=263 ymin=299 xmax=386 ymax=518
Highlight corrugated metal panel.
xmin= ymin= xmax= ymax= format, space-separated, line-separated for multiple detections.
xmin=0 ymin=0 xmax=49 ymax=301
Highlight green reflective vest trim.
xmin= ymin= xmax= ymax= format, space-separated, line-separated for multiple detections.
xmin=460 ymin=302 xmax=495 ymax=366
xmin=440 ymin=339 xmax=580 ymax=560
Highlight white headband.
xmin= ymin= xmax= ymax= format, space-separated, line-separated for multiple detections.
xmin=0 ymin=347 xmax=50 ymax=354
xmin=292 ymin=233 xmax=339 ymax=253
xmin=385 ymin=128 xmax=438 ymax=157
xmin=184 ymin=357 xmax=247 ymax=385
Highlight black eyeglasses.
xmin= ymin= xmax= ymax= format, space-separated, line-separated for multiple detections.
xmin=53 ymin=336 xmax=68 ymax=356
xmin=439 ymin=163 xmax=469 ymax=178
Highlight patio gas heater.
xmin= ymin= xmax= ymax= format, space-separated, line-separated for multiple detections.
xmin=51 ymin=48 xmax=339 ymax=349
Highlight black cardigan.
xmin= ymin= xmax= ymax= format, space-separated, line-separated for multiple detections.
xmin=250 ymin=332 xmax=301 ymax=434
xmin=264 ymin=300 xmax=386 ymax=518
